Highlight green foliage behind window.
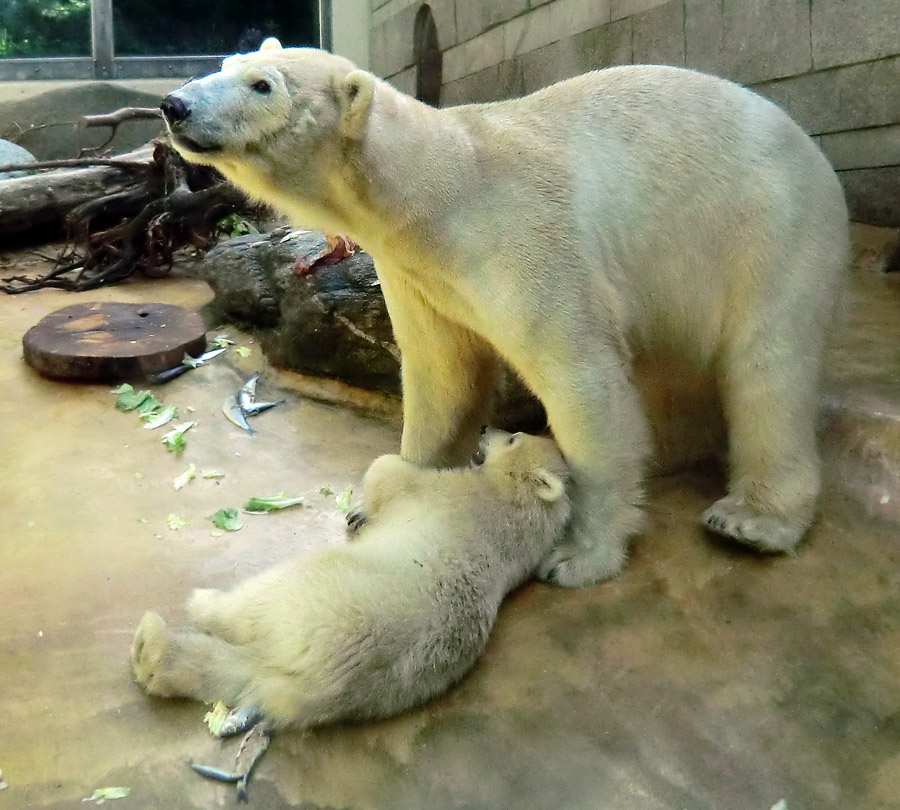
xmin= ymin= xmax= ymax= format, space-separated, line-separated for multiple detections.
xmin=0 ymin=0 xmax=317 ymax=59
xmin=0 ymin=0 xmax=91 ymax=58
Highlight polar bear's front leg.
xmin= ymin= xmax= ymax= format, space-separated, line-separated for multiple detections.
xmin=535 ymin=355 xmax=651 ymax=587
xmin=379 ymin=272 xmax=498 ymax=468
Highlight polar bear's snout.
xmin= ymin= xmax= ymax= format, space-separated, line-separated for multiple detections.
xmin=159 ymin=84 xmax=228 ymax=157
xmin=160 ymin=94 xmax=190 ymax=125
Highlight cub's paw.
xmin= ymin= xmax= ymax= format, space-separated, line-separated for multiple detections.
xmin=701 ymin=496 xmax=805 ymax=553
xmin=537 ymin=541 xmax=626 ymax=588
xmin=345 ymin=506 xmax=368 ymax=532
xmin=131 ymin=611 xmax=172 ymax=695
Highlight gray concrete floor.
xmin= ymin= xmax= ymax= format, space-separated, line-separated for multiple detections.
xmin=1 ymin=228 xmax=899 ymax=810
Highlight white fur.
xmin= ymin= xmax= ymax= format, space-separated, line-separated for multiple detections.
xmin=163 ymin=45 xmax=849 ymax=585
xmin=131 ymin=431 xmax=571 ymax=728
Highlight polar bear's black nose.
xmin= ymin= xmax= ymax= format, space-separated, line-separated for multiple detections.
xmin=160 ymin=94 xmax=190 ymax=124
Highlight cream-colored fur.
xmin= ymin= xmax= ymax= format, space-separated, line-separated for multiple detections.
xmin=131 ymin=431 xmax=570 ymax=728
xmin=161 ymin=42 xmax=849 ymax=585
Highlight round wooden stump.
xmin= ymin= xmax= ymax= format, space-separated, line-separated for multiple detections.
xmin=23 ymin=302 xmax=207 ymax=382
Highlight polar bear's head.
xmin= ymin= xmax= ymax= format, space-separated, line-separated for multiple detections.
xmin=159 ymin=38 xmax=376 ymax=208
xmin=477 ymin=430 xmax=570 ymax=504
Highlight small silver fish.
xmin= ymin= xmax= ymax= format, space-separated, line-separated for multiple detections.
xmin=237 ymin=374 xmax=260 ymax=411
xmin=222 ymin=394 xmax=254 ymax=435
xmin=224 ymin=374 xmax=286 ymax=434
xmin=242 ymin=399 xmax=286 ymax=416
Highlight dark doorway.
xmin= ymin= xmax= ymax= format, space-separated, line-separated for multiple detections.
xmin=414 ymin=5 xmax=442 ymax=107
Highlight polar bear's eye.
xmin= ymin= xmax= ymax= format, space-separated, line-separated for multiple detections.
xmin=507 ymin=433 xmax=521 ymax=446
xmin=250 ymin=80 xmax=272 ymax=94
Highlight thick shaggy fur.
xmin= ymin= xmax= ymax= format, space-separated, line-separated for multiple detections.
xmin=161 ymin=40 xmax=849 ymax=585
xmin=131 ymin=431 xmax=571 ymax=728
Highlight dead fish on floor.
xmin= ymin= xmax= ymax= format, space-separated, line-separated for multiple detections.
xmin=223 ymin=374 xmax=286 ymax=435
xmin=190 ymin=707 xmax=270 ymax=803
xmin=147 ymin=347 xmax=227 ymax=383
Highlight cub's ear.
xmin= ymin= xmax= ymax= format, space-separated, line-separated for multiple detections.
xmin=336 ymin=70 xmax=375 ymax=139
xmin=259 ymin=37 xmax=283 ymax=51
xmin=534 ymin=469 xmax=565 ymax=502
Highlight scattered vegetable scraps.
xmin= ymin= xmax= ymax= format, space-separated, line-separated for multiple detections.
xmin=136 ymin=395 xmax=164 ymax=418
xmin=235 ymin=346 xmax=251 ymax=358
xmin=204 ymin=701 xmax=230 ymax=735
xmin=161 ymin=421 xmax=196 ymax=455
xmin=335 ymin=486 xmax=354 ymax=514
xmin=242 ymin=494 xmax=306 ymax=513
xmin=211 ymin=335 xmax=234 ymax=349
xmin=82 ymin=786 xmax=131 ymax=803
xmin=166 ymin=514 xmax=187 ymax=531
xmin=208 ymin=508 xmax=243 ymax=532
xmin=110 ymin=383 xmax=153 ymax=412
xmin=173 ymin=464 xmax=197 ymax=491
xmin=143 ymin=405 xmax=177 ymax=430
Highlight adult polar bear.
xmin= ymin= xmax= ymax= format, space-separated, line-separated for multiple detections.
xmin=161 ymin=39 xmax=848 ymax=586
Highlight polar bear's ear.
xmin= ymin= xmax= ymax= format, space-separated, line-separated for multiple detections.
xmin=533 ymin=469 xmax=565 ymax=502
xmin=336 ymin=70 xmax=375 ymax=140
xmin=259 ymin=37 xmax=282 ymax=51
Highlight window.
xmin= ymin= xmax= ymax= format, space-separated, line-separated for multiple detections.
xmin=0 ymin=0 xmax=325 ymax=81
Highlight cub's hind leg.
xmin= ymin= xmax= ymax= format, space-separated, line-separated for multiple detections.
xmin=186 ymin=588 xmax=253 ymax=645
xmin=131 ymin=611 xmax=254 ymax=706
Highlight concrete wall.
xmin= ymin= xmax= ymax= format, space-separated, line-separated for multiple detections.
xmin=333 ymin=0 xmax=372 ymax=69
xmin=369 ymin=0 xmax=900 ymax=226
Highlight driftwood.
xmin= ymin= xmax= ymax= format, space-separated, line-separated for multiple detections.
xmin=0 ymin=148 xmax=154 ymax=244
xmin=4 ymin=106 xmax=163 ymax=158
xmin=76 ymin=107 xmax=162 ymax=156
xmin=1 ymin=141 xmax=252 ymax=293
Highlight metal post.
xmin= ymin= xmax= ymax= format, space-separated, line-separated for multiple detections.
xmin=319 ymin=0 xmax=333 ymax=52
xmin=91 ymin=0 xmax=115 ymax=79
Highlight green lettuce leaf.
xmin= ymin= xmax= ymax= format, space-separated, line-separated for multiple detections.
xmin=208 ymin=508 xmax=243 ymax=532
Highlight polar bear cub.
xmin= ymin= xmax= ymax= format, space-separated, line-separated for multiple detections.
xmin=131 ymin=431 xmax=570 ymax=728
xmin=160 ymin=41 xmax=849 ymax=587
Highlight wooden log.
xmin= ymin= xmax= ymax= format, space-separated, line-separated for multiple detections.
xmin=23 ymin=301 xmax=207 ymax=382
xmin=0 ymin=148 xmax=153 ymax=245
xmin=197 ymin=229 xmax=548 ymax=431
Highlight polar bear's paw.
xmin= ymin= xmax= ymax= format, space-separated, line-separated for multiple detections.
xmin=131 ymin=611 xmax=173 ymax=695
xmin=701 ymin=496 xmax=804 ymax=553
xmin=537 ymin=541 xmax=626 ymax=587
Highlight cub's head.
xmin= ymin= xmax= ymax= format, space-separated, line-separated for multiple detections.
xmin=159 ymin=37 xmax=377 ymax=205
xmin=476 ymin=429 xmax=570 ymax=506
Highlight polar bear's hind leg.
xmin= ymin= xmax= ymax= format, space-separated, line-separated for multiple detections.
xmin=131 ymin=611 xmax=255 ymax=707
xmin=702 ymin=234 xmax=843 ymax=551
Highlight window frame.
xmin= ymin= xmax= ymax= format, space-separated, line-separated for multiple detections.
xmin=0 ymin=0 xmax=331 ymax=81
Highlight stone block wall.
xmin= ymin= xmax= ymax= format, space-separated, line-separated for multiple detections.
xmin=369 ymin=0 xmax=900 ymax=226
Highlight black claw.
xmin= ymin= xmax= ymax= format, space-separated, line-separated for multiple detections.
xmin=346 ymin=507 xmax=367 ymax=532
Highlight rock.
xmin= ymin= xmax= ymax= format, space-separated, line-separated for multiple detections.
xmin=0 ymin=139 xmax=36 ymax=178
xmin=196 ymin=228 xmax=546 ymax=431
xmin=0 ymin=84 xmax=165 ymax=160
